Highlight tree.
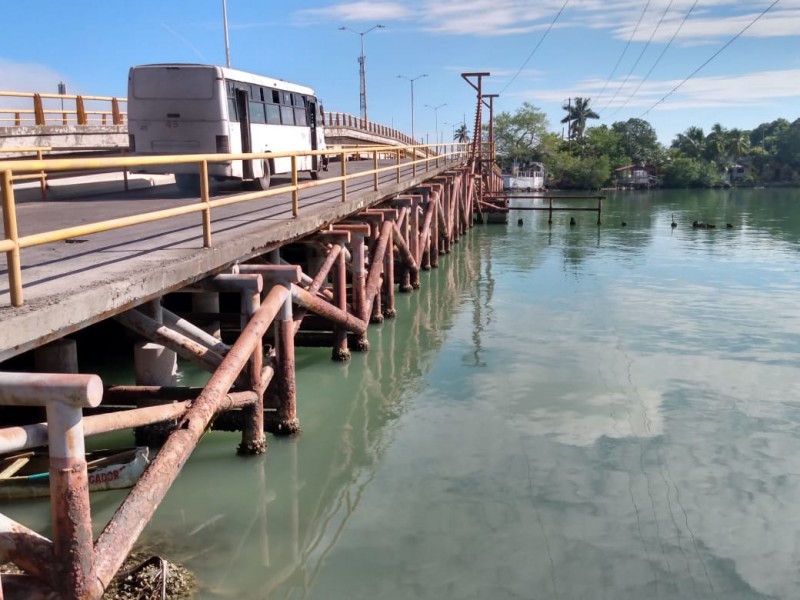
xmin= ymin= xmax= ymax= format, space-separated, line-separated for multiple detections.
xmin=560 ymin=97 xmax=599 ymax=142
xmin=671 ymin=126 xmax=706 ymax=159
xmin=726 ymin=128 xmax=749 ymax=165
xmin=454 ymin=123 xmax=470 ymax=143
xmin=611 ymin=118 xmax=661 ymax=164
xmin=491 ymin=102 xmax=550 ymax=166
xmin=705 ymin=123 xmax=728 ymax=167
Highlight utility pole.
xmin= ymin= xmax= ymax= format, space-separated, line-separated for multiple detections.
xmin=568 ymin=97 xmax=572 ymax=153
xmin=222 ymin=0 xmax=231 ymax=68
xmin=339 ymin=25 xmax=385 ymax=122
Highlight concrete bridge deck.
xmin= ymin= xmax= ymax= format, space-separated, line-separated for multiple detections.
xmin=0 ymin=156 xmax=464 ymax=362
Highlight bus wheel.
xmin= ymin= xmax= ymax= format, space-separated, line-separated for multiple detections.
xmin=175 ymin=174 xmax=200 ymax=195
xmin=254 ymin=161 xmax=271 ymax=190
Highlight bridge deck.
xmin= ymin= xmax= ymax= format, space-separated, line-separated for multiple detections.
xmin=0 ymin=157 xmax=461 ymax=362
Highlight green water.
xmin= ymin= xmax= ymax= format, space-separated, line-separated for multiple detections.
xmin=6 ymin=188 xmax=800 ymax=599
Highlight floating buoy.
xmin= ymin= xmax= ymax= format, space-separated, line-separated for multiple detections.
xmin=621 ymin=221 xmax=627 ymax=227
xmin=671 ymin=214 xmax=677 ymax=228
xmin=569 ymin=217 xmax=576 ymax=226
xmin=517 ymin=218 xmax=523 ymax=226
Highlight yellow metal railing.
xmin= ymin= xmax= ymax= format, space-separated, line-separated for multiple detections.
xmin=0 ymin=142 xmax=469 ymax=307
xmin=0 ymin=92 xmax=126 ymax=126
xmin=322 ymin=111 xmax=416 ymax=147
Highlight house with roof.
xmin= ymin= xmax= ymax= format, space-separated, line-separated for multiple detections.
xmin=614 ymin=164 xmax=658 ymax=189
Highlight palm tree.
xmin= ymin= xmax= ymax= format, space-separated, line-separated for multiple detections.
xmin=454 ymin=123 xmax=470 ymax=143
xmin=560 ymin=97 xmax=599 ymax=142
xmin=672 ymin=126 xmax=706 ymax=159
xmin=705 ymin=123 xmax=728 ymax=167
xmin=727 ymin=128 xmax=749 ymax=163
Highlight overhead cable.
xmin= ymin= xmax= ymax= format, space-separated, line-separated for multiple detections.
xmin=603 ymin=0 xmax=677 ymax=118
xmin=641 ymin=0 xmax=781 ymax=117
xmin=595 ymin=0 xmax=653 ymax=107
xmin=608 ymin=0 xmax=698 ymax=120
xmin=500 ymin=0 xmax=571 ymax=94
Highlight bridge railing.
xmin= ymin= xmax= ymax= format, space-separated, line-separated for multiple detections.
xmin=322 ymin=111 xmax=416 ymax=147
xmin=0 ymin=142 xmax=469 ymax=308
xmin=0 ymin=92 xmax=126 ymax=127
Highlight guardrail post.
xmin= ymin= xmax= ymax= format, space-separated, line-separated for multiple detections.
xmin=373 ymin=150 xmax=379 ymax=192
xmin=291 ymin=155 xmax=299 ymax=217
xmin=14 ymin=112 xmax=21 ymax=126
xmin=396 ymin=149 xmax=401 ymax=183
xmin=33 ymin=94 xmax=45 ymax=125
xmin=112 ymin=98 xmax=122 ymax=125
xmin=200 ymin=161 xmax=212 ymax=247
xmin=76 ymin=96 xmax=87 ymax=125
xmin=36 ymin=149 xmax=47 ymax=201
xmin=340 ymin=151 xmax=347 ymax=203
xmin=1 ymin=170 xmax=24 ymax=306
xmin=412 ymin=146 xmax=417 ymax=178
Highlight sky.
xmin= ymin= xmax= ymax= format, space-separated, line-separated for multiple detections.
xmin=1 ymin=0 xmax=798 ymax=145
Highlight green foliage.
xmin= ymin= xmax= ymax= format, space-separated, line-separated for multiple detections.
xmin=611 ymin=118 xmax=661 ymax=164
xmin=662 ymin=157 xmax=719 ymax=188
xmin=492 ymin=102 xmax=550 ymax=165
xmin=552 ymin=153 xmax=611 ymax=189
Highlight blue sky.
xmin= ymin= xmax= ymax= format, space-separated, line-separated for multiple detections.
xmin=1 ymin=0 xmax=798 ymax=145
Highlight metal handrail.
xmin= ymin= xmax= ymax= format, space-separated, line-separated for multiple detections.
xmin=0 ymin=91 xmax=126 ymax=126
xmin=0 ymin=142 xmax=469 ymax=307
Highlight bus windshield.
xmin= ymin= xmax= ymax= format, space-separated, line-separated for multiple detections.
xmin=131 ymin=66 xmax=216 ymax=100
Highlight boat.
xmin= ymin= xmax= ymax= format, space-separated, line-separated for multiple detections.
xmin=0 ymin=447 xmax=150 ymax=500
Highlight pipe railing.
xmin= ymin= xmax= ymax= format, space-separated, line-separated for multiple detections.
xmin=0 ymin=92 xmax=126 ymax=127
xmin=0 ymin=142 xmax=469 ymax=308
xmin=322 ymin=110 xmax=417 ymax=146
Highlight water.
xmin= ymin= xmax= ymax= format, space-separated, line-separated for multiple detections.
xmin=5 ymin=188 xmax=800 ymax=599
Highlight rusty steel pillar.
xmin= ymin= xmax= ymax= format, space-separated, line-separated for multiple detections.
xmin=240 ymin=282 xmax=267 ymax=453
xmin=272 ymin=286 xmax=298 ymax=435
xmin=383 ymin=223 xmax=396 ymax=318
xmin=239 ymin=266 xmax=302 ymax=437
xmin=0 ymin=372 xmax=103 ymax=599
xmin=332 ymin=241 xmax=350 ymax=361
xmin=333 ymin=224 xmax=371 ymax=352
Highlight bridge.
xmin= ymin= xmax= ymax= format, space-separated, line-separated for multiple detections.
xmin=0 ymin=73 xmax=503 ymax=599
xmin=0 ymin=92 xmax=416 ymax=155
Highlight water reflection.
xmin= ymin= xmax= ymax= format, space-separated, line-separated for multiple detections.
xmin=5 ymin=190 xmax=800 ymax=598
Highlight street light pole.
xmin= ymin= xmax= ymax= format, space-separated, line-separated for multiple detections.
xmin=222 ymin=0 xmax=231 ymax=68
xmin=339 ymin=25 xmax=384 ymax=122
xmin=397 ymin=74 xmax=427 ymax=144
xmin=425 ymin=103 xmax=447 ymax=148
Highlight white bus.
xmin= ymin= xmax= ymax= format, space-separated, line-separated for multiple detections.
xmin=127 ymin=63 xmax=326 ymax=192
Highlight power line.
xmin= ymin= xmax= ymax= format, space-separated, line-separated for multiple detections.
xmin=641 ymin=0 xmax=781 ymax=117
xmin=500 ymin=0 xmax=570 ymax=94
xmin=603 ymin=0 xmax=677 ymax=118
xmin=608 ymin=0 xmax=697 ymax=120
xmin=595 ymin=0 xmax=652 ymax=107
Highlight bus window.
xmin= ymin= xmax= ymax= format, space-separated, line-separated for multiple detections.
xmin=280 ymin=105 xmax=295 ymax=125
xmin=272 ymin=90 xmax=280 ymax=104
xmin=228 ymin=98 xmax=238 ymax=121
xmin=249 ymin=101 xmax=266 ymax=123
xmin=294 ymin=107 xmax=307 ymax=126
xmin=283 ymin=91 xmax=292 ymax=105
xmin=266 ymin=104 xmax=281 ymax=124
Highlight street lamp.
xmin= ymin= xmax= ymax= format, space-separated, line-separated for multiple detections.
xmin=425 ymin=103 xmax=447 ymax=147
xmin=339 ymin=24 xmax=384 ymax=122
xmin=397 ymin=74 xmax=427 ymax=144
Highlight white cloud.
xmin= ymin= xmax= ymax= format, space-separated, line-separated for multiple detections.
xmin=295 ymin=0 xmax=800 ymax=41
xmin=528 ymin=68 xmax=800 ymax=112
xmin=294 ymin=2 xmax=412 ymax=24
